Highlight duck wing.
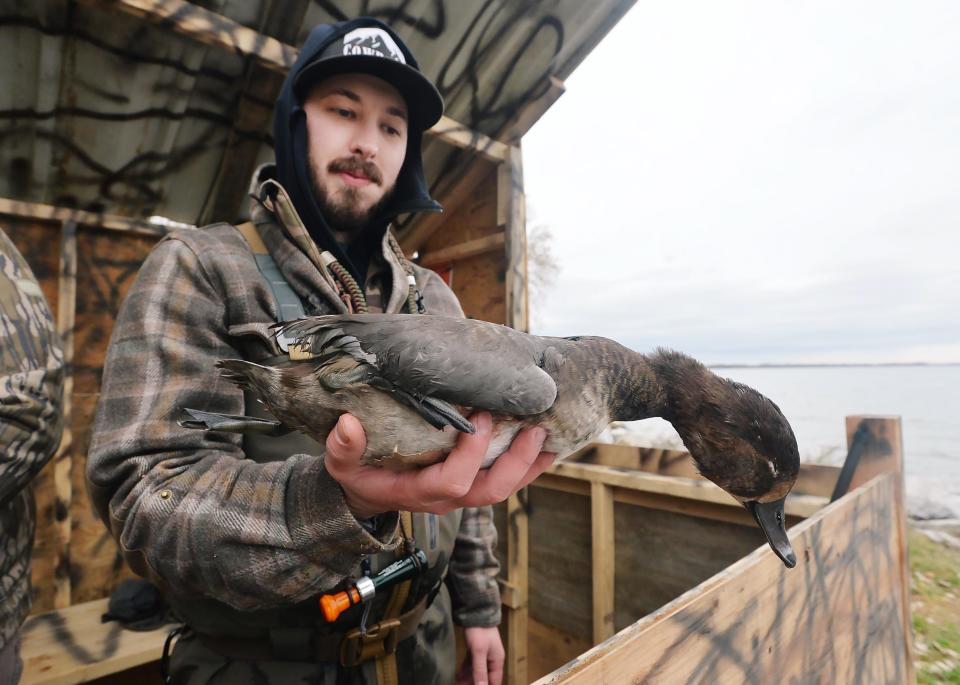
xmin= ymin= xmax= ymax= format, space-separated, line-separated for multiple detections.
xmin=277 ymin=315 xmax=558 ymax=416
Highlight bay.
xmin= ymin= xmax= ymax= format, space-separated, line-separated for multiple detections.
xmin=607 ymin=365 xmax=960 ymax=517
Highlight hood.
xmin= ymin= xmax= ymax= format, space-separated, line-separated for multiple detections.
xmin=273 ymin=18 xmax=442 ymax=285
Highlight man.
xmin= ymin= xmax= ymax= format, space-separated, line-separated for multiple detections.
xmin=87 ymin=17 xmax=552 ymax=685
xmin=0 ymin=227 xmax=65 ymax=685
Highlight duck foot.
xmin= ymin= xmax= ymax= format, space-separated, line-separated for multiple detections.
xmin=178 ymin=408 xmax=293 ymax=437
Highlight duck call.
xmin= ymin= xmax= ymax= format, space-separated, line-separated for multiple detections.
xmin=320 ymin=549 xmax=428 ymax=623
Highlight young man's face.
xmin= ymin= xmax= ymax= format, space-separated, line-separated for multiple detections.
xmin=302 ymin=72 xmax=409 ymax=238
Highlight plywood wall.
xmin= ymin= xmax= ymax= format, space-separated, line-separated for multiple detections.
xmin=536 ymin=474 xmax=911 ymax=684
xmin=71 ymin=228 xmax=161 ymax=604
xmin=6 ymin=215 xmax=163 ymax=611
xmin=418 ymin=163 xmax=506 ymax=324
xmin=7 ymin=218 xmax=63 ymax=613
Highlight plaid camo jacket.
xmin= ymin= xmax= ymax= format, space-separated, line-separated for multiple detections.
xmin=86 ymin=180 xmax=501 ymax=626
xmin=0 ymin=227 xmax=64 ymax=650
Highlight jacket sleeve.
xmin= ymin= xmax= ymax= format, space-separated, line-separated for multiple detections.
xmin=0 ymin=230 xmax=64 ymax=508
xmin=414 ymin=265 xmax=503 ymax=627
xmin=447 ymin=505 xmax=501 ymax=627
xmin=87 ymin=237 xmax=399 ymax=611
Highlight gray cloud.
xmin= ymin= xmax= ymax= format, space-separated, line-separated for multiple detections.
xmin=524 ymin=0 xmax=960 ymax=364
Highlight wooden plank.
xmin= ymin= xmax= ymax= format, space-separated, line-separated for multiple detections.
xmin=615 ymin=488 xmax=766 ymax=528
xmin=590 ymin=482 xmax=615 ymax=643
xmin=546 ymin=461 xmax=826 ymax=519
xmin=78 ymin=0 xmax=297 ymax=70
xmin=76 ymin=0 xmax=506 ymax=162
xmin=527 ymin=479 xmax=788 ymax=674
xmin=499 ymin=145 xmax=529 ymax=331
xmin=572 ymin=443 xmax=695 ymax=477
xmin=419 ymin=169 xmax=506 ymax=324
xmin=418 ymin=232 xmax=505 ymax=268
xmin=498 ymin=579 xmax=522 ymax=610
xmin=399 ymin=159 xmax=499 ymax=254
xmin=843 ymin=415 xmax=905 ymax=494
xmin=430 ymin=117 xmax=509 ymax=162
xmin=200 ymin=0 xmax=311 ymax=225
xmin=0 ymin=197 xmax=177 ymax=236
xmin=21 ymin=598 xmax=172 ymax=685
xmin=451 ymin=250 xmax=506 ymax=323
xmin=70 ymin=228 xmax=163 ymax=603
xmin=844 ymin=416 xmax=914 ymax=683
xmin=534 ymin=474 xmax=911 ymax=684
xmin=795 ymin=463 xmax=841 ymax=498
xmin=11 ymin=216 xmax=164 ymax=610
xmin=528 ymin=618 xmax=591 ymax=684
xmin=533 ymin=474 xmax=808 ymax=528
xmin=498 ymin=76 xmax=566 ymax=143
xmin=504 ymin=491 xmax=529 ymax=685
xmin=52 ymin=221 xmax=77 ymax=608
xmin=568 ymin=442 xmax=841 ymax=499
xmin=528 ymin=488 xmax=593 ymax=641
xmin=611 ymin=502 xmax=768 ymax=633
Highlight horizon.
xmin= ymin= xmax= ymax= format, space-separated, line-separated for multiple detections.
xmin=709 ymin=360 xmax=960 ymax=369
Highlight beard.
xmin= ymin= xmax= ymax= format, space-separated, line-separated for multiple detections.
xmin=308 ymin=155 xmax=396 ymax=237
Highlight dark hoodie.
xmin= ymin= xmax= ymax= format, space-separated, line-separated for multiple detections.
xmin=273 ymin=18 xmax=441 ymax=286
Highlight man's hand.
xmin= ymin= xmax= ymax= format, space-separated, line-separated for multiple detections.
xmin=456 ymin=626 xmax=504 ymax=685
xmin=324 ymin=412 xmax=554 ymax=518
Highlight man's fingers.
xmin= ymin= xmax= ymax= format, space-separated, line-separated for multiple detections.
xmin=518 ymin=451 xmax=556 ymax=490
xmin=459 ymin=426 xmax=547 ymax=506
xmin=488 ymin=643 xmax=505 ymax=685
xmin=326 ymin=414 xmax=366 ymax=456
xmin=414 ymin=412 xmax=492 ymax=503
xmin=324 ymin=414 xmax=367 ymax=476
xmin=472 ymin=644 xmax=490 ymax=685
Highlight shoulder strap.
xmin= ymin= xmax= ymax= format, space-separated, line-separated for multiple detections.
xmin=235 ymin=222 xmax=306 ymax=323
xmin=235 ymin=222 xmax=315 ymax=361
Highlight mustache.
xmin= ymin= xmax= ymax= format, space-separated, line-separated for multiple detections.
xmin=328 ymin=157 xmax=383 ymax=185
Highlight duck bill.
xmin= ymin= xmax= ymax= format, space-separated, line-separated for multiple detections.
xmin=747 ymin=497 xmax=797 ymax=568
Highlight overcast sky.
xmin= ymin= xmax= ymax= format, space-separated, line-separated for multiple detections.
xmin=523 ymin=0 xmax=960 ymax=365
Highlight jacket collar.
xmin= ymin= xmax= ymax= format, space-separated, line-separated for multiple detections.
xmin=250 ymin=174 xmax=412 ymax=315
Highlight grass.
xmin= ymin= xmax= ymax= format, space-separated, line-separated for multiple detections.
xmin=910 ymin=529 xmax=960 ymax=683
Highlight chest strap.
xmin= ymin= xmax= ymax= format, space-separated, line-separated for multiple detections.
xmin=235 ymin=222 xmax=314 ymax=360
xmin=234 ymin=222 xmax=418 ymax=684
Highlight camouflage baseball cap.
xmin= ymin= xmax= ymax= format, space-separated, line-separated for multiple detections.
xmin=293 ymin=18 xmax=444 ymax=131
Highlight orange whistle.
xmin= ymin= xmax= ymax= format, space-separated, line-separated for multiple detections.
xmin=320 ymin=587 xmax=361 ymax=623
xmin=319 ymin=550 xmax=426 ymax=623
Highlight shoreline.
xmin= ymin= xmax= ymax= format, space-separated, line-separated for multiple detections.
xmin=709 ymin=362 xmax=960 ymax=369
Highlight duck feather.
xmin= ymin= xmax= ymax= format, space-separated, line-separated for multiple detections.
xmin=277 ymin=315 xmax=558 ymax=416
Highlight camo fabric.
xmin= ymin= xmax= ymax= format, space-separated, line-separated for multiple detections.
xmin=0 ymin=227 xmax=64 ymax=653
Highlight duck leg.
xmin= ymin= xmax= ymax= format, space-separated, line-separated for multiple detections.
xmin=178 ymin=408 xmax=293 ymax=437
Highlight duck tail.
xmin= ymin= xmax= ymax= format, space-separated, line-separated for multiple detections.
xmin=216 ymin=359 xmax=267 ymax=391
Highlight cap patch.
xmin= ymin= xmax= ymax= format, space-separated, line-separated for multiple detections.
xmin=342 ymin=28 xmax=406 ymax=64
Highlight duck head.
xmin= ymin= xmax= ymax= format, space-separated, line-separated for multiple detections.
xmin=643 ymin=350 xmax=801 ymax=567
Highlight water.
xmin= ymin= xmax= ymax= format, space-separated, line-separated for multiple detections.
xmin=609 ymin=365 xmax=960 ymax=517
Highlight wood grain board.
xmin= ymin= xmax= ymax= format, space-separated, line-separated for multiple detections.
xmin=20 ymin=599 xmax=172 ymax=685
xmin=566 ymin=442 xmax=841 ymax=499
xmin=534 ymin=474 xmax=910 ymax=684
xmin=3 ymin=211 xmax=165 ymax=612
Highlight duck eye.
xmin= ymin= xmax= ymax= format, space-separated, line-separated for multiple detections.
xmin=776 ymin=512 xmax=782 ymax=524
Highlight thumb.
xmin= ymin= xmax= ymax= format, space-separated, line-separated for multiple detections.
xmin=325 ymin=414 xmax=366 ymax=466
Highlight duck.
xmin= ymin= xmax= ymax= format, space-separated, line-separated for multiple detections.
xmin=181 ymin=314 xmax=801 ymax=568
